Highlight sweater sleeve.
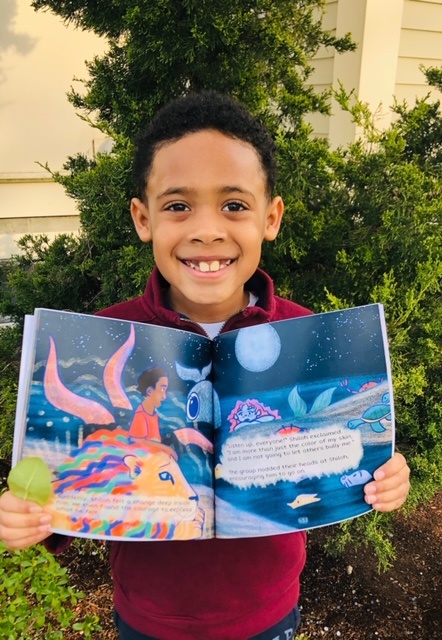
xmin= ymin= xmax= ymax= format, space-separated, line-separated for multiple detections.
xmin=43 ymin=532 xmax=73 ymax=555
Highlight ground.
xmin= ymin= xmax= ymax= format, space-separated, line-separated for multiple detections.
xmin=56 ymin=491 xmax=442 ymax=640
xmin=298 ymin=491 xmax=442 ymax=639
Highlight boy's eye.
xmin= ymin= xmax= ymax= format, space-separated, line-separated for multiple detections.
xmin=223 ymin=201 xmax=247 ymax=212
xmin=165 ymin=202 xmax=190 ymax=212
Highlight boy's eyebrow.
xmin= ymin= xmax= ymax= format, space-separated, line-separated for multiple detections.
xmin=156 ymin=185 xmax=256 ymax=200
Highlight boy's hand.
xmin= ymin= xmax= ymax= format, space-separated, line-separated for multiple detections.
xmin=0 ymin=490 xmax=53 ymax=550
xmin=364 ymin=452 xmax=410 ymax=512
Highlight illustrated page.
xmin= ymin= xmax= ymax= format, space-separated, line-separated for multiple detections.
xmin=14 ymin=310 xmax=215 ymax=541
xmin=212 ymin=305 xmax=394 ymax=538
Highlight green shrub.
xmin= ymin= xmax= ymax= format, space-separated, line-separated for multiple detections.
xmin=0 ymin=542 xmax=101 ymax=639
xmin=0 ymin=325 xmax=22 ymax=460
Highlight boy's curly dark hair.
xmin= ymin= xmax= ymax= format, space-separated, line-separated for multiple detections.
xmin=132 ymin=91 xmax=277 ymax=200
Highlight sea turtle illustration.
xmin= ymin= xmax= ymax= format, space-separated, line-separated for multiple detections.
xmin=347 ymin=392 xmax=391 ymax=433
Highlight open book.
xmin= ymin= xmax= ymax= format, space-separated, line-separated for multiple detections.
xmin=13 ymin=304 xmax=395 ymax=541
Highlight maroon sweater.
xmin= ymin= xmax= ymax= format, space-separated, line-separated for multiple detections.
xmin=47 ymin=267 xmax=312 ymax=640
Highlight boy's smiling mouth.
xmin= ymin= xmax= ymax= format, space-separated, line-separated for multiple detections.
xmin=183 ymin=259 xmax=233 ymax=273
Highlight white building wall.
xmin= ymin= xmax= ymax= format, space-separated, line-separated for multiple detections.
xmin=397 ymin=0 xmax=442 ymax=104
xmin=0 ymin=0 xmax=104 ymax=258
xmin=307 ymin=0 xmax=442 ymax=147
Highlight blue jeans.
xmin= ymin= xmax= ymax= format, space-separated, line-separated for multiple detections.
xmin=114 ymin=606 xmax=301 ymax=640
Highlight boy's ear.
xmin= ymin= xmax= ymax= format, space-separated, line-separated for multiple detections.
xmin=264 ymin=196 xmax=284 ymax=241
xmin=130 ymin=198 xmax=152 ymax=242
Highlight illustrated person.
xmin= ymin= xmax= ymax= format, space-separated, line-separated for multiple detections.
xmin=129 ymin=366 xmax=168 ymax=440
xmin=0 ymin=91 xmax=411 ymax=640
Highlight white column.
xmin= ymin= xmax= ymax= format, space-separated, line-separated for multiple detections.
xmin=328 ymin=0 xmax=404 ymax=148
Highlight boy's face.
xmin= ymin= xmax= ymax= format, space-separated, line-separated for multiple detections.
xmin=144 ymin=376 xmax=168 ymax=412
xmin=131 ymin=130 xmax=283 ymax=323
xmin=150 ymin=377 xmax=169 ymax=407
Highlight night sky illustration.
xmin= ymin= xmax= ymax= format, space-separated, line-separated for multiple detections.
xmin=212 ymin=304 xmax=389 ymax=398
xmin=31 ymin=310 xmax=212 ymax=393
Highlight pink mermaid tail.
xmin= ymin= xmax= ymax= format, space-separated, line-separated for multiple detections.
xmin=103 ymin=324 xmax=135 ymax=410
xmin=44 ymin=336 xmax=115 ymax=425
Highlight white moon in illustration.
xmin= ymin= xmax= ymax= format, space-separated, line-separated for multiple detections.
xmin=235 ymin=325 xmax=281 ymax=372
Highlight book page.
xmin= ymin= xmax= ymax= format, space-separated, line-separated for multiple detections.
xmin=14 ymin=309 xmax=215 ymax=541
xmin=212 ymin=304 xmax=394 ymax=538
xmin=12 ymin=314 xmax=38 ymax=465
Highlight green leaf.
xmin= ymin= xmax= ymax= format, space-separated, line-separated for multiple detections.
xmin=7 ymin=457 xmax=52 ymax=506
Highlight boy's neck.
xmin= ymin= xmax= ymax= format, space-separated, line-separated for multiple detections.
xmin=197 ymin=292 xmax=258 ymax=339
xmin=166 ymin=289 xmax=250 ymax=324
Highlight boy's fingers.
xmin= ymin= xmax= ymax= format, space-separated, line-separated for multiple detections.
xmin=0 ymin=512 xmax=52 ymax=538
xmin=365 ymin=485 xmax=409 ymax=511
xmin=365 ymin=479 xmax=410 ymax=499
xmin=364 ymin=472 xmax=410 ymax=511
xmin=0 ymin=490 xmax=43 ymax=514
xmin=366 ymin=467 xmax=410 ymax=496
xmin=369 ymin=497 xmax=407 ymax=512
xmin=364 ymin=452 xmax=410 ymax=504
xmin=1 ymin=529 xmax=53 ymax=551
xmin=373 ymin=451 xmax=409 ymax=481
xmin=0 ymin=509 xmax=52 ymax=529
xmin=0 ymin=490 xmax=53 ymax=548
xmin=0 ymin=514 xmax=52 ymax=548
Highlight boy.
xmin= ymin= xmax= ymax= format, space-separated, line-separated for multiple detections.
xmin=0 ymin=91 xmax=410 ymax=640
xmin=129 ymin=366 xmax=169 ymax=440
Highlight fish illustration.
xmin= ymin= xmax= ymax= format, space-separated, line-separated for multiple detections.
xmin=340 ymin=469 xmax=373 ymax=488
xmin=175 ymin=361 xmax=221 ymax=426
xmin=287 ymin=494 xmax=321 ymax=509
xmin=214 ymin=463 xmax=223 ymax=480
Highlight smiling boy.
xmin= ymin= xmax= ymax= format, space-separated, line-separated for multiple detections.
xmin=130 ymin=128 xmax=283 ymax=324
xmin=0 ymin=91 xmax=410 ymax=640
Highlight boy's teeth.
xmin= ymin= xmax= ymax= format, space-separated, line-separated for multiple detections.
xmin=187 ymin=260 xmax=231 ymax=272
xmin=200 ymin=261 xmax=218 ymax=272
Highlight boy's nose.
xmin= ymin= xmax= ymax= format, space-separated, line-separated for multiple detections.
xmin=189 ymin=209 xmax=227 ymax=244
